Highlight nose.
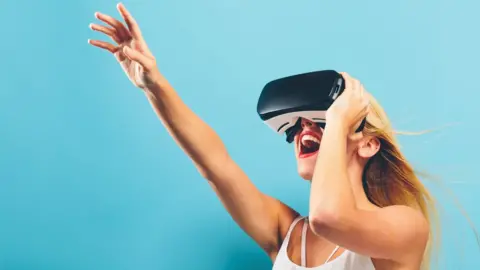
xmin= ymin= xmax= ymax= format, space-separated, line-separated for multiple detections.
xmin=300 ymin=118 xmax=315 ymax=129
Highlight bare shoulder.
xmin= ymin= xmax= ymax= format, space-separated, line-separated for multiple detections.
xmin=277 ymin=201 xmax=301 ymax=237
xmin=266 ymin=198 xmax=300 ymax=259
xmin=271 ymin=198 xmax=300 ymax=240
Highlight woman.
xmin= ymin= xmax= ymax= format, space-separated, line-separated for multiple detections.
xmin=88 ymin=4 xmax=435 ymax=269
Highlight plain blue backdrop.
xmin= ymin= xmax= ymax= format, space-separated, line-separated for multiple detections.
xmin=1 ymin=0 xmax=479 ymax=269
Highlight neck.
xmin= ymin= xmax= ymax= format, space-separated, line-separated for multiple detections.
xmin=347 ymin=163 xmax=374 ymax=209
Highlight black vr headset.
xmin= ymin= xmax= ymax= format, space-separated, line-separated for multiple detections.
xmin=256 ymin=70 xmax=366 ymax=143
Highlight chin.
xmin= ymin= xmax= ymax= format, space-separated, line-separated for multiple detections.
xmin=298 ymin=170 xmax=313 ymax=181
xmin=297 ymin=154 xmax=318 ymax=181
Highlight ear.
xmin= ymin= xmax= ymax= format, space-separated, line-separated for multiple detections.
xmin=357 ymin=136 xmax=381 ymax=158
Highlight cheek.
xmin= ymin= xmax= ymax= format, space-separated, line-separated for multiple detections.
xmin=293 ymin=138 xmax=299 ymax=155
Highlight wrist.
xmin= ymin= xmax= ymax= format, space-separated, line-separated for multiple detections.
xmin=325 ymin=119 xmax=349 ymax=135
xmin=145 ymin=75 xmax=171 ymax=97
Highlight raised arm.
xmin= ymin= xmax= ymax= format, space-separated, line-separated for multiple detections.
xmin=88 ymin=3 xmax=296 ymax=256
xmin=147 ymin=81 xmax=296 ymax=255
xmin=308 ymin=73 xmax=429 ymax=263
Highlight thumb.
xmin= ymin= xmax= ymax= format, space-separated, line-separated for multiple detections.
xmin=123 ymin=46 xmax=156 ymax=71
xmin=349 ymin=132 xmax=363 ymax=141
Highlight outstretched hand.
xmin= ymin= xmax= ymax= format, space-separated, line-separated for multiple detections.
xmin=88 ymin=3 xmax=164 ymax=90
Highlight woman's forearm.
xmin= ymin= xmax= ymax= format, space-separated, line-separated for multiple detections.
xmin=309 ymin=123 xmax=356 ymax=221
xmin=145 ymin=81 xmax=230 ymax=178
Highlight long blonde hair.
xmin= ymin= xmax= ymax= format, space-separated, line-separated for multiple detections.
xmin=361 ymin=94 xmax=439 ymax=269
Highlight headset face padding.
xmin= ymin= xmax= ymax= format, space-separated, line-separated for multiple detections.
xmin=257 ymin=70 xmax=366 ymax=143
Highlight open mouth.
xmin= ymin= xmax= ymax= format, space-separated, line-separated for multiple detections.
xmin=299 ymin=132 xmax=321 ymax=158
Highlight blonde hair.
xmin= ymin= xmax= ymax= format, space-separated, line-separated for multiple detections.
xmin=361 ymin=94 xmax=439 ymax=269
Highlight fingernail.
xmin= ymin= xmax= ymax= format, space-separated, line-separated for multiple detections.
xmin=94 ymin=12 xmax=101 ymax=18
xmin=88 ymin=23 xmax=93 ymax=29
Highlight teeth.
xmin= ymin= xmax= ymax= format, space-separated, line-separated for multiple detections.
xmin=301 ymin=135 xmax=320 ymax=145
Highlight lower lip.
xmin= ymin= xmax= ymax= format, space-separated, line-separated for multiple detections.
xmin=299 ymin=151 xmax=319 ymax=159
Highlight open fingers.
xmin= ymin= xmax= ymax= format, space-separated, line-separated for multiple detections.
xmin=352 ymin=78 xmax=361 ymax=93
xmin=340 ymin=72 xmax=353 ymax=91
xmin=89 ymin=23 xmax=122 ymax=44
xmin=341 ymin=72 xmax=364 ymax=96
xmin=359 ymin=84 xmax=369 ymax=103
xmin=117 ymin=3 xmax=142 ymax=39
xmin=95 ymin=12 xmax=130 ymax=41
xmin=116 ymin=3 xmax=153 ymax=57
xmin=88 ymin=39 xmax=119 ymax=53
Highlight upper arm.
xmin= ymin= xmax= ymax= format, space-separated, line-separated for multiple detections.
xmin=309 ymin=205 xmax=429 ymax=262
xmin=204 ymin=157 xmax=296 ymax=255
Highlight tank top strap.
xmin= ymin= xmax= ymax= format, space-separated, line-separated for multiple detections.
xmin=281 ymin=216 xmax=305 ymax=249
xmin=325 ymin=245 xmax=340 ymax=263
xmin=300 ymin=217 xmax=309 ymax=266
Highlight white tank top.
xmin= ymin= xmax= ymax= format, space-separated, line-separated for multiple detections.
xmin=272 ymin=216 xmax=375 ymax=270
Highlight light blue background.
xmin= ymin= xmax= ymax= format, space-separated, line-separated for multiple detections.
xmin=1 ymin=0 xmax=479 ymax=269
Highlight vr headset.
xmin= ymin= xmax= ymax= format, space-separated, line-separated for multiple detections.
xmin=256 ymin=70 xmax=366 ymax=143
